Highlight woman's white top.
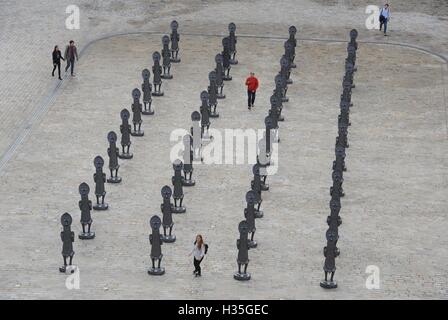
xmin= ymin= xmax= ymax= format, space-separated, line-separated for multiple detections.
xmin=192 ymin=243 xmax=205 ymax=260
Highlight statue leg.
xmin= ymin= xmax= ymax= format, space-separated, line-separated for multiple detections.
xmin=179 ymin=196 xmax=184 ymax=207
xmin=169 ymin=225 xmax=173 ymax=236
xmin=110 ymin=169 xmax=113 ymax=178
xmin=115 ymin=167 xmax=119 ymax=177
xmin=101 ymin=194 xmax=105 ymax=205
xmin=330 ymin=272 xmax=335 ymax=282
xmin=81 ymin=223 xmax=86 ymax=233
xmin=138 ymin=122 xmax=142 ymax=131
xmin=126 ymin=145 xmax=130 ymax=153
xmin=151 ymin=258 xmax=155 ymax=269
xmin=121 ymin=145 xmax=125 ymax=154
xmin=133 ymin=123 xmax=137 ymax=131
xmin=68 ymin=254 xmax=73 ymax=266
xmin=324 ymin=271 xmax=328 ymax=282
xmin=243 ymin=263 xmax=248 ymax=274
xmin=163 ymin=226 xmax=167 ymax=237
xmin=96 ymin=195 xmax=100 ymax=205
xmin=238 ymin=263 xmax=241 ymax=274
xmin=63 ymin=256 xmax=67 ymax=268
xmin=157 ymin=257 xmax=162 ymax=269
xmin=87 ymin=222 xmax=91 ymax=233
xmin=168 ymin=66 xmax=171 ymax=75
xmin=250 ymin=231 xmax=255 ymax=241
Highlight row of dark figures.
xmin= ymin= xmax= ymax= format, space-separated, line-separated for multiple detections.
xmin=234 ymin=25 xmax=298 ymax=281
xmin=147 ymin=22 xmax=239 ymax=275
xmin=319 ymin=29 xmax=359 ymax=289
xmin=59 ymin=20 xmax=189 ymax=273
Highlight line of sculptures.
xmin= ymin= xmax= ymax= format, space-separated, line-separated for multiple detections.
xmin=319 ymin=29 xmax=358 ymax=289
xmin=57 ymin=21 xmax=359 ymax=289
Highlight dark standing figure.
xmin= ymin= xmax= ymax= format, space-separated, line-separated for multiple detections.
xmin=118 ymin=109 xmax=133 ymax=159
xmin=131 ymin=88 xmax=144 ymax=137
xmin=215 ymin=54 xmax=226 ymax=99
xmin=148 ymin=215 xmax=165 ymax=275
xmin=93 ymin=156 xmax=108 ymax=211
xmin=78 ymin=183 xmax=95 ymax=240
xmin=160 ymin=186 xmax=176 ymax=243
xmin=250 ymin=164 xmax=264 ymax=218
xmin=52 ymin=45 xmax=65 ymax=80
xmin=107 ymin=131 xmax=121 ymax=183
xmin=200 ymin=91 xmax=212 ymax=140
xmin=170 ymin=20 xmax=181 ymax=63
xmin=141 ymin=69 xmax=154 ymax=115
xmin=172 ymin=159 xmax=186 ymax=213
xmin=279 ymin=57 xmax=290 ymax=102
xmin=222 ymin=37 xmax=232 ymax=81
xmin=234 ymin=220 xmax=251 ymax=281
xmin=244 ymin=191 xmax=258 ymax=248
xmin=59 ymin=213 xmax=75 ymax=273
xmin=64 ymin=40 xmax=78 ymax=76
xmin=245 ymin=72 xmax=259 ymax=110
xmin=320 ymin=229 xmax=338 ymax=289
xmin=152 ymin=52 xmax=164 ymax=96
xmin=228 ymin=22 xmax=238 ymax=65
xmin=208 ymin=71 xmax=219 ymax=118
xmin=182 ymin=134 xmax=195 ymax=186
xmin=287 ymin=26 xmax=297 ymax=68
xmin=161 ymin=35 xmax=173 ymax=79
xmin=190 ymin=111 xmax=203 ymax=162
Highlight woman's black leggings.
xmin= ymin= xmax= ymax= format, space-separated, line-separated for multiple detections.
xmin=194 ymin=257 xmax=203 ymax=275
xmin=52 ymin=63 xmax=61 ymax=78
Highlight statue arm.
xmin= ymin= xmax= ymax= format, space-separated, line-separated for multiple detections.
xmin=244 ymin=208 xmax=248 ymax=219
xmin=71 ymin=231 xmax=75 ymax=242
xmin=88 ymin=200 xmax=92 ymax=210
xmin=60 ymin=231 xmax=64 ymax=241
xmin=107 ymin=147 xmax=111 ymax=156
xmin=236 ymin=239 xmax=240 ymax=249
xmin=102 ymin=173 xmax=106 ymax=182
xmin=93 ymin=173 xmax=97 ymax=182
xmin=78 ymin=200 xmax=82 ymax=210
xmin=149 ymin=234 xmax=153 ymax=245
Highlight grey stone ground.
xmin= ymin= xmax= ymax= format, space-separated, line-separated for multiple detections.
xmin=0 ymin=0 xmax=447 ymax=299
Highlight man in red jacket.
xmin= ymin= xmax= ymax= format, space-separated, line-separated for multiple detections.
xmin=245 ymin=72 xmax=259 ymax=110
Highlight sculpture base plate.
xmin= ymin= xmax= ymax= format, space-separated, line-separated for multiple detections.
xmin=223 ymin=76 xmax=232 ymax=81
xmin=217 ymin=94 xmax=226 ymax=99
xmin=93 ymin=203 xmax=108 ymax=211
xmin=131 ymin=130 xmax=144 ymax=137
xmin=79 ymin=232 xmax=95 ymax=240
xmin=229 ymin=59 xmax=238 ymax=65
xmin=161 ymin=74 xmax=173 ymax=80
xmin=209 ymin=112 xmax=219 ymax=118
xmin=59 ymin=265 xmax=77 ymax=274
xmin=148 ymin=267 xmax=165 ymax=276
xmin=182 ymin=179 xmax=196 ymax=187
xmin=261 ymin=183 xmax=269 ymax=191
xmin=118 ymin=152 xmax=133 ymax=160
xmin=248 ymin=240 xmax=257 ymax=248
xmin=234 ymin=272 xmax=251 ymax=281
xmin=170 ymin=58 xmax=181 ymax=63
xmin=172 ymin=206 xmax=186 ymax=214
xmin=107 ymin=176 xmax=122 ymax=184
xmin=162 ymin=235 xmax=176 ymax=243
xmin=152 ymin=91 xmax=164 ymax=97
xmin=255 ymin=210 xmax=264 ymax=218
xmin=320 ymin=280 xmax=338 ymax=289
xmin=142 ymin=110 xmax=154 ymax=115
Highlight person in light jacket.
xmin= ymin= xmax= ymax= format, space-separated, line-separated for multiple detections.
xmin=189 ymin=234 xmax=206 ymax=277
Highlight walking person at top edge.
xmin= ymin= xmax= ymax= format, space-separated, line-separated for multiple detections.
xmin=188 ymin=234 xmax=207 ymax=277
xmin=379 ymin=3 xmax=391 ymax=36
xmin=245 ymin=72 xmax=259 ymax=110
xmin=64 ymin=40 xmax=79 ymax=76
xmin=52 ymin=45 xmax=65 ymax=80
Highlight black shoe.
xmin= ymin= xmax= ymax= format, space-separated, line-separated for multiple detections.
xmin=52 ymin=72 xmax=54 ymax=77
xmin=58 ymin=77 xmax=62 ymax=80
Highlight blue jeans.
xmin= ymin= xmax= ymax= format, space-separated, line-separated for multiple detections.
xmin=380 ymin=18 xmax=388 ymax=34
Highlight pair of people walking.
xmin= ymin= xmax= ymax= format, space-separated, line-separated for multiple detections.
xmin=51 ymin=40 xmax=78 ymax=80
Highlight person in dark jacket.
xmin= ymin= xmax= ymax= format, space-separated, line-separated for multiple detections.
xmin=64 ymin=40 xmax=79 ymax=76
xmin=52 ymin=45 xmax=65 ymax=80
